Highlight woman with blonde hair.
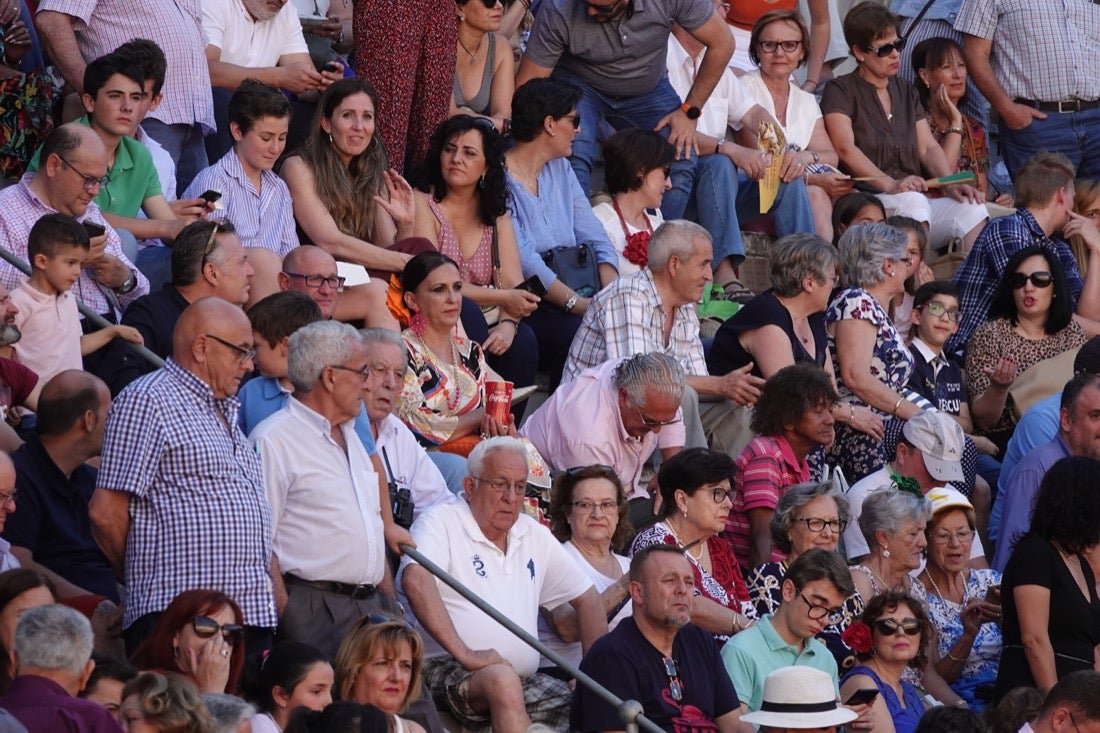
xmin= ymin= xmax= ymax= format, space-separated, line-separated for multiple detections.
xmin=334 ymin=619 xmax=426 ymax=733
xmin=119 ymin=671 xmax=215 ymax=733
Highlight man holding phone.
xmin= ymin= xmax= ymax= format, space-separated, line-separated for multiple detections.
xmin=720 ymin=549 xmax=871 ymax=729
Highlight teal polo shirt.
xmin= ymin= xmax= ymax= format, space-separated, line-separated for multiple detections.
xmin=28 ymin=115 xmax=161 ymax=218
xmin=719 ymin=614 xmax=839 ymax=714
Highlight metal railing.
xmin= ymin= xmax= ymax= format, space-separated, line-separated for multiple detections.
xmin=400 ymin=543 xmax=663 ymax=733
xmin=0 ymin=246 xmax=164 ymax=368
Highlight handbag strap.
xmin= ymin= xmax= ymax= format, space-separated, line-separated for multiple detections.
xmin=490 ymin=223 xmax=501 ymax=290
xmin=902 ymin=0 xmax=938 ymax=37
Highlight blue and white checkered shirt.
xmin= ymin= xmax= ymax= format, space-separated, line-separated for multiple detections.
xmin=98 ymin=359 xmax=276 ymax=628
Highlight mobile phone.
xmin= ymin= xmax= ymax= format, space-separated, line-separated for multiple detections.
xmin=984 ymin=584 xmax=1001 ymax=602
xmin=322 ymin=62 xmax=340 ymax=74
xmin=199 ymin=189 xmax=222 ymax=204
xmin=82 ymin=221 xmax=106 ymax=238
xmin=516 ymin=275 xmax=547 ymax=298
xmin=844 ymin=688 xmax=880 ymax=706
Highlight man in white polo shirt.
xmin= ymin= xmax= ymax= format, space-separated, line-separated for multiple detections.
xmin=400 ymin=436 xmax=606 ymax=732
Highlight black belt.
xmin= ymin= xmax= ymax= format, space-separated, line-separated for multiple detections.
xmin=284 ymin=573 xmax=378 ymax=600
xmin=1014 ymin=97 xmax=1100 ymax=113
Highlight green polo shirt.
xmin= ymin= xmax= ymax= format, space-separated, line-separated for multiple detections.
xmin=719 ymin=614 xmax=839 ymax=714
xmin=28 ymin=115 xmax=161 ymax=218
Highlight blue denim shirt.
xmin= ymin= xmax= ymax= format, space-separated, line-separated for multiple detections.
xmin=890 ymin=0 xmax=960 ymax=23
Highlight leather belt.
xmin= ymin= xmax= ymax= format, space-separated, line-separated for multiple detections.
xmin=1014 ymin=97 xmax=1100 ymax=114
xmin=284 ymin=573 xmax=378 ymax=600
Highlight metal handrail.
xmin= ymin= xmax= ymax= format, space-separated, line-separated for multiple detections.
xmin=400 ymin=543 xmax=663 ymax=733
xmin=0 ymin=245 xmax=164 ymax=368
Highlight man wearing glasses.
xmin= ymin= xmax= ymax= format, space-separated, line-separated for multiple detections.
xmin=90 ymin=297 xmax=276 ymax=656
xmin=401 ymin=436 xmax=605 ymax=732
xmin=0 ymin=123 xmax=148 ymax=323
xmin=720 ymin=549 xmax=860 ymax=720
xmin=277 ymin=245 xmax=344 ymax=320
xmin=573 ymin=544 xmax=747 ymax=733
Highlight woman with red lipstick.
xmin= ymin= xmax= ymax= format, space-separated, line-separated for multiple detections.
xmin=630 ymin=449 xmax=755 ymax=643
xmin=912 ymin=37 xmax=1011 ymax=207
xmin=840 ymin=591 xmax=932 ymax=733
xmin=965 ymin=247 xmax=1088 ymax=452
xmin=821 ymin=3 xmax=987 ymax=252
xmin=334 ymin=620 xmax=425 ymax=733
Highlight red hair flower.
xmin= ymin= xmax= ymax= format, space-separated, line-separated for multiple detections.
xmin=623 ymin=230 xmax=650 ymax=268
xmin=842 ymin=621 xmax=874 ymax=654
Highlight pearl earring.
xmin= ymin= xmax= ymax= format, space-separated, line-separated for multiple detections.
xmin=881 ymin=547 xmax=891 ymax=558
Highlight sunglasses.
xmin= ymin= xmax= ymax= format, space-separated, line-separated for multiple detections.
xmin=872 ymin=618 xmax=921 ymax=636
xmin=192 ymin=615 xmax=244 ymax=644
xmin=661 ymin=657 xmax=683 ymax=702
xmin=865 ymin=37 xmax=906 ymax=57
xmin=1009 ymin=271 xmax=1054 ymax=289
xmin=561 ymin=113 xmax=581 ymax=130
xmin=472 ymin=0 xmax=503 ymax=6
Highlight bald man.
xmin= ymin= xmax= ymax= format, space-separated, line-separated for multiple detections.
xmin=278 ymin=245 xmax=341 ymax=320
xmin=90 ymin=297 xmax=276 ymax=654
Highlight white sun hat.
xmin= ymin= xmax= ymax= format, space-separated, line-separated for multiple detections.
xmin=739 ymin=667 xmax=858 ymax=729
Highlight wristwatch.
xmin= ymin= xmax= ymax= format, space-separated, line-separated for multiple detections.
xmin=115 ymin=269 xmax=138 ymax=295
xmin=680 ymin=102 xmax=701 ymax=120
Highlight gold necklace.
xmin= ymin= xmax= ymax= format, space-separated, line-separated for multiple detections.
xmin=457 ymin=34 xmax=483 ymax=64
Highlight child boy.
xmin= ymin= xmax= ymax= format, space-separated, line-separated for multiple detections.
xmin=11 ymin=214 xmax=143 ymax=382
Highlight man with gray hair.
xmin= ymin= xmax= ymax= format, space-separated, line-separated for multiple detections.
xmin=0 ymin=604 xmax=123 ymax=732
xmin=250 ymin=320 xmax=408 ymax=658
xmin=563 ymin=221 xmax=766 ymax=492
xmin=521 ymin=352 xmax=686 ymax=519
xmin=401 ymin=437 xmax=606 ymax=733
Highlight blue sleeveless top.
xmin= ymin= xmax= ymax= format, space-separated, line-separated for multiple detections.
xmin=842 ymin=665 xmax=925 ymax=733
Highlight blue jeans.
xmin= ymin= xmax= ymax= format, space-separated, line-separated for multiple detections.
xmin=141 ymin=119 xmax=209 ymax=196
xmin=1000 ymin=105 xmax=1100 ymax=181
xmin=675 ymin=153 xmax=815 ymax=268
xmin=551 ymin=68 xmax=696 ymax=207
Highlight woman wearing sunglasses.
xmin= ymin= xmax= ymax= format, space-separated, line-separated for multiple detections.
xmin=131 ymin=589 xmax=246 ymax=694
xmin=630 ymin=449 xmax=755 ymax=642
xmin=840 ymin=591 xmax=933 ymax=733
xmin=449 ymin=0 xmax=514 ymax=136
xmin=964 ymin=246 xmax=1089 ymax=453
xmin=820 ymin=2 xmax=987 ymax=253
xmin=504 ymin=78 xmax=619 ymax=391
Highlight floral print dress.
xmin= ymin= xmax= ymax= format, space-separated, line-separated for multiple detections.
xmin=826 ymin=288 xmax=914 ymax=482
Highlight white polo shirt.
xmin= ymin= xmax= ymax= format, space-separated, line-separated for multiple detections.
xmin=374 ymin=413 xmax=458 ymax=522
xmin=400 ymin=500 xmax=594 ymax=677
xmin=203 ymin=0 xmax=309 ymax=68
xmin=252 ymin=397 xmax=385 ymax=586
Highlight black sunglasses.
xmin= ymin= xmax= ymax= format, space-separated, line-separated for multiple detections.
xmin=1009 ymin=271 xmax=1054 ymax=289
xmin=872 ymin=618 xmax=921 ymax=636
xmin=192 ymin=615 xmax=244 ymax=644
xmin=473 ymin=0 xmax=503 ymax=6
xmin=865 ymin=37 xmax=906 ymax=57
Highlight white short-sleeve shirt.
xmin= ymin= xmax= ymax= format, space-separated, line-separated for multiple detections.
xmin=203 ymin=0 xmax=309 ymax=67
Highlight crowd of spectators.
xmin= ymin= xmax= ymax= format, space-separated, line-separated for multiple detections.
xmin=0 ymin=0 xmax=1097 ymax=730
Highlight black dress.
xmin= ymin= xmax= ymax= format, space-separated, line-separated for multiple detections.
xmin=707 ymin=290 xmax=826 ymax=378
xmin=994 ymin=534 xmax=1100 ymax=701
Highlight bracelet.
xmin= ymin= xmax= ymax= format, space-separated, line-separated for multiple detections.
xmin=804 ymin=79 xmax=819 ymax=88
xmin=498 ymin=318 xmax=519 ymax=328
xmin=945 ymin=650 xmax=968 ymax=662
xmin=715 ymin=140 xmax=725 ymax=155
xmin=846 ymin=403 xmax=855 ymax=424
xmin=811 ymin=150 xmax=821 ymax=164
xmin=563 ymin=294 xmax=579 ymax=313
xmin=943 ymin=127 xmax=964 ymax=136
xmin=501 ymin=118 xmax=512 ymax=137
xmin=891 ymin=395 xmax=905 ymax=416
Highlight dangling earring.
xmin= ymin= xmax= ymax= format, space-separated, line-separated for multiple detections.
xmin=328 ymin=132 xmax=333 ymax=145
xmin=410 ymin=306 xmax=426 ymax=338
xmin=881 ymin=547 xmax=890 ymax=559
xmin=477 ymin=174 xmax=485 ymax=189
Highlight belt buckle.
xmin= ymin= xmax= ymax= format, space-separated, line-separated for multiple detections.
xmin=349 ymin=583 xmax=374 ymax=599
xmin=1058 ymin=99 xmax=1080 ymax=114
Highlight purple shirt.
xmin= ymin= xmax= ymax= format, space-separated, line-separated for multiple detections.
xmin=0 ymin=675 xmax=123 ymax=733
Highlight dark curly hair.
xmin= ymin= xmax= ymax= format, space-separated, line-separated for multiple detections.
xmin=857 ymin=591 xmax=932 ymax=669
xmin=1025 ymin=456 xmax=1100 ymax=555
xmin=657 ymin=449 xmax=734 ymax=519
xmin=548 ymin=465 xmax=631 ymax=549
xmin=750 ymin=363 xmax=838 ymax=436
xmin=987 ymin=245 xmax=1073 ymax=334
xmin=414 ymin=115 xmax=508 ymax=227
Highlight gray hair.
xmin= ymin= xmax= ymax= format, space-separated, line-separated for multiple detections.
xmin=858 ymin=487 xmax=933 ymax=550
xmin=770 ymin=233 xmax=839 ymax=297
xmin=14 ymin=604 xmax=93 ymax=674
xmin=613 ymin=352 xmax=685 ymax=407
xmin=201 ymin=693 xmax=257 ymax=733
xmin=287 ymin=320 xmax=361 ymax=392
xmin=647 ymin=220 xmax=712 ymax=273
xmin=838 ymin=222 xmax=908 ymax=288
xmin=467 ymin=436 xmax=528 ymax=480
xmin=360 ymin=327 xmax=407 ymax=359
xmin=770 ymin=481 xmax=850 ymax=554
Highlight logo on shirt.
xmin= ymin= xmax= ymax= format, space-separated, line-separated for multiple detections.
xmin=472 ymin=554 xmax=486 ymax=578
xmin=527 ymin=558 xmax=535 ymax=580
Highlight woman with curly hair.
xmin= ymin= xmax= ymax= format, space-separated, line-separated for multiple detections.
xmin=119 ymin=671 xmax=215 ymax=733
xmin=840 ymin=591 xmax=933 ymax=733
xmin=538 ymin=464 xmax=632 ymax=669
xmin=994 ymin=456 xmax=1100 ymax=700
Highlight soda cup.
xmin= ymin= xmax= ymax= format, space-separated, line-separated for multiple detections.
xmin=485 ymin=380 xmax=514 ymax=422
